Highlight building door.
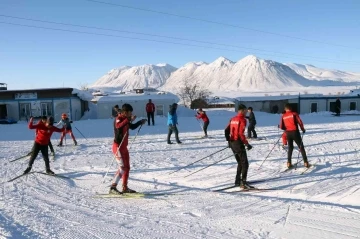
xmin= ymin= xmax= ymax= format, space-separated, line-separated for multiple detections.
xmin=0 ymin=104 xmax=7 ymax=119
xmin=20 ymin=103 xmax=31 ymax=118
xmin=350 ymin=102 xmax=356 ymax=111
xmin=156 ymin=105 xmax=164 ymax=116
xmin=329 ymin=102 xmax=336 ymax=112
xmin=310 ymin=103 xmax=318 ymax=113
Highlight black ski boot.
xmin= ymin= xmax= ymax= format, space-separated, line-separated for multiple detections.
xmin=122 ymin=185 xmax=137 ymax=193
xmin=109 ymin=186 xmax=122 ymax=195
xmin=74 ymin=140 xmax=77 ymax=146
xmin=24 ymin=167 xmax=32 ymax=174
xmin=240 ymin=181 xmax=254 ymax=190
xmin=57 ymin=142 xmax=63 ymax=147
xmin=46 ymin=169 xmax=55 ymax=175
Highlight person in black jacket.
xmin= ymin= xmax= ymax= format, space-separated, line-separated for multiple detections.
xmin=335 ymin=98 xmax=341 ymax=116
xmin=246 ymin=107 xmax=257 ymax=139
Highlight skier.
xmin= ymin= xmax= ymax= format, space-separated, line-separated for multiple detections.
xmin=335 ymin=98 xmax=341 ymax=116
xmin=225 ymin=104 xmax=253 ymax=189
xmin=109 ymin=103 xmax=147 ymax=194
xmin=56 ymin=113 xmax=77 ymax=146
xmin=195 ymin=108 xmax=210 ymax=138
xmin=23 ymin=116 xmax=63 ymax=175
xmin=167 ymin=103 xmax=182 ymax=144
xmin=279 ymin=103 xmax=309 ymax=168
xmin=146 ymin=99 xmax=155 ymax=126
xmin=245 ymin=107 xmax=257 ymax=139
xmin=27 ymin=116 xmax=55 ymax=157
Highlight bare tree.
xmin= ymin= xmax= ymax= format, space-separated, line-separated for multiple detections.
xmin=177 ymin=78 xmax=211 ymax=109
xmin=78 ymin=82 xmax=89 ymax=91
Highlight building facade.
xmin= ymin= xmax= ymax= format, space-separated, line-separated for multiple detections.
xmin=0 ymin=88 xmax=88 ymax=121
xmin=235 ymin=93 xmax=360 ymax=114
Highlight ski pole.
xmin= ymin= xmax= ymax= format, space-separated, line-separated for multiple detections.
xmin=128 ymin=124 xmax=143 ymax=150
xmin=102 ymin=132 xmax=128 ymax=183
xmin=74 ymin=126 xmax=87 ymax=140
xmin=257 ymin=135 xmax=282 ymax=170
xmin=196 ymin=118 xmax=204 ymax=131
xmin=294 ymin=132 xmax=305 ymax=170
xmin=184 ymin=154 xmax=234 ymax=178
xmin=168 ymin=146 xmax=228 ymax=175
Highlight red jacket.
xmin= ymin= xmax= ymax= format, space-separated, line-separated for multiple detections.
xmin=196 ymin=112 xmax=209 ymax=122
xmin=280 ymin=110 xmax=305 ymax=132
xmin=114 ymin=114 xmax=143 ymax=149
xmin=29 ymin=120 xmax=63 ymax=145
xmin=146 ymin=103 xmax=155 ymax=113
xmin=225 ymin=113 xmax=248 ymax=145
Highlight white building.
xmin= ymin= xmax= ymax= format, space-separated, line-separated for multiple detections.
xmin=91 ymin=90 xmax=179 ymax=119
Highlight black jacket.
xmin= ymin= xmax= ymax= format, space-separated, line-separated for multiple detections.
xmin=246 ymin=112 xmax=256 ymax=125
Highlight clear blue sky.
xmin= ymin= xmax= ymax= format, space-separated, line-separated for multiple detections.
xmin=1 ymin=0 xmax=359 ymax=90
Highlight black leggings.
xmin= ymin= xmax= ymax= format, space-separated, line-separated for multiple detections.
xmin=203 ymin=121 xmax=209 ymax=136
xmin=28 ymin=142 xmax=51 ymax=170
xmin=286 ymin=130 xmax=308 ymax=163
xmin=230 ymin=141 xmax=249 ymax=184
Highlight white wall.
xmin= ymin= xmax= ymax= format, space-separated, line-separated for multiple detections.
xmin=70 ymin=98 xmax=82 ymax=121
xmin=53 ymin=99 xmax=70 ymax=121
xmin=96 ymin=98 xmax=176 ymax=119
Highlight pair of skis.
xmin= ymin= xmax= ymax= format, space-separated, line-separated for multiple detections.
xmin=7 ymin=171 xmax=71 ymax=183
xmin=10 ymin=153 xmax=56 ymax=163
xmin=94 ymin=192 xmax=182 ymax=198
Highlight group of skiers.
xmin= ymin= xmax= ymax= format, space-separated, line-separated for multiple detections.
xmin=20 ymin=98 xmax=308 ymax=194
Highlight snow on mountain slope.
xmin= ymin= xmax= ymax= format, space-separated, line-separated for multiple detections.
xmin=285 ymin=63 xmax=360 ymax=82
xmin=161 ymin=55 xmax=312 ymax=92
xmin=90 ymin=55 xmax=360 ymax=93
xmin=91 ymin=63 xmax=177 ymax=91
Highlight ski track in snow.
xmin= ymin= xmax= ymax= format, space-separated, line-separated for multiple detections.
xmin=1 ymin=110 xmax=360 ymax=238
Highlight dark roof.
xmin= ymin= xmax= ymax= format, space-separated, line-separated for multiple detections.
xmin=1 ymin=87 xmax=74 ymax=93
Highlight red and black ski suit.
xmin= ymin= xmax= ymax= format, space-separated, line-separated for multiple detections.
xmin=280 ymin=110 xmax=308 ymax=163
xmin=225 ymin=113 xmax=250 ymax=185
xmin=28 ymin=119 xmax=63 ymax=170
xmin=112 ymin=115 xmax=143 ymax=188
xmin=196 ymin=112 xmax=210 ymax=136
xmin=146 ymin=102 xmax=155 ymax=126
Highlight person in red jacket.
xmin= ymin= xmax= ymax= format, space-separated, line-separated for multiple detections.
xmin=280 ymin=103 xmax=309 ymax=168
xmin=195 ymin=108 xmax=210 ymax=137
xmin=27 ymin=116 xmax=55 ymax=156
xmin=110 ymin=103 xmax=147 ymax=194
xmin=225 ymin=104 xmax=254 ymax=190
xmin=146 ymin=99 xmax=155 ymax=126
xmin=23 ymin=116 xmax=64 ymax=175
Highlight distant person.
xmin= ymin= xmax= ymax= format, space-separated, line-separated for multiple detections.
xmin=112 ymin=105 xmax=119 ymax=118
xmin=110 ymin=103 xmax=147 ymax=194
xmin=167 ymin=103 xmax=182 ymax=144
xmin=280 ymin=104 xmax=309 ymax=169
xmin=195 ymin=108 xmax=210 ymax=138
xmin=56 ymin=113 xmax=77 ymax=146
xmin=245 ymin=107 xmax=257 ymax=139
xmin=146 ymin=99 xmax=155 ymax=126
xmin=335 ymin=98 xmax=341 ymax=116
xmin=225 ymin=104 xmax=253 ymax=189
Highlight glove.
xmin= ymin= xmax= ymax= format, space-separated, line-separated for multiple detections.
xmin=227 ymin=141 xmax=231 ymax=148
xmin=302 ymin=129 xmax=306 ymax=134
xmin=141 ymin=119 xmax=147 ymax=125
xmin=246 ymin=144 xmax=253 ymax=150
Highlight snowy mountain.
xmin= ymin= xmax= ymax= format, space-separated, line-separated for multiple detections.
xmin=161 ymin=55 xmax=312 ymax=92
xmin=91 ymin=55 xmax=360 ymax=93
xmin=91 ymin=63 xmax=177 ymax=91
xmin=284 ymin=63 xmax=360 ymax=82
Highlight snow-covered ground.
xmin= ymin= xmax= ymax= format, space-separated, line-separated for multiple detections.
xmin=1 ymin=109 xmax=360 ymax=239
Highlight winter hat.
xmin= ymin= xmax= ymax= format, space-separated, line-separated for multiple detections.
xmin=172 ymin=103 xmax=178 ymax=108
xmin=47 ymin=116 xmax=54 ymax=125
xmin=61 ymin=113 xmax=67 ymax=118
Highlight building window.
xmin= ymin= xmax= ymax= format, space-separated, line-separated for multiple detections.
xmin=41 ymin=102 xmax=53 ymax=116
xmin=20 ymin=103 xmax=31 ymax=117
xmin=156 ymin=105 xmax=164 ymax=116
xmin=350 ymin=102 xmax=356 ymax=111
xmin=310 ymin=103 xmax=317 ymax=113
